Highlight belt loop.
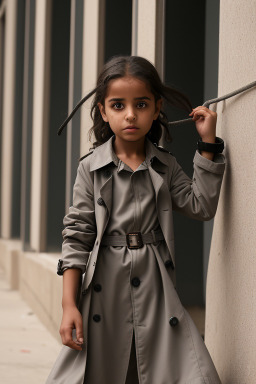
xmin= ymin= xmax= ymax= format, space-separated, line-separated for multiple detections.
xmin=151 ymin=229 xmax=157 ymax=245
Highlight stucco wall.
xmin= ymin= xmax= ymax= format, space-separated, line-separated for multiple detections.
xmin=205 ymin=1 xmax=256 ymax=383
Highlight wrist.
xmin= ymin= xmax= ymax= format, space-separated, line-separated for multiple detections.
xmin=62 ymin=300 xmax=77 ymax=309
xmin=200 ymin=135 xmax=216 ymax=143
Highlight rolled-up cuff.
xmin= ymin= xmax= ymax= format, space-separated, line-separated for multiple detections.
xmin=193 ymin=149 xmax=225 ymax=175
xmin=57 ymin=258 xmax=86 ymax=275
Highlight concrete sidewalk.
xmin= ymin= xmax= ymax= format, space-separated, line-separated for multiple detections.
xmin=0 ymin=268 xmax=61 ymax=384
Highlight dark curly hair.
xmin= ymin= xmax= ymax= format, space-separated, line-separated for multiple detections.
xmin=57 ymin=55 xmax=192 ymax=148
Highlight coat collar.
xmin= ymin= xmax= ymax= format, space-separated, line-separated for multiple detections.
xmin=89 ymin=134 xmax=169 ymax=172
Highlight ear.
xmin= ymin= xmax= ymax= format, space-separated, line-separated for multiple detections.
xmin=97 ymin=102 xmax=109 ymax=122
xmin=153 ymin=98 xmax=163 ymax=120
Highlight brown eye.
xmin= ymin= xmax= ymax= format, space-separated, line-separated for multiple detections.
xmin=112 ymin=102 xmax=123 ymax=110
xmin=137 ymin=102 xmax=147 ymax=108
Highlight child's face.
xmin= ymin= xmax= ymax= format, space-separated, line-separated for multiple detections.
xmin=97 ymin=76 xmax=162 ymax=143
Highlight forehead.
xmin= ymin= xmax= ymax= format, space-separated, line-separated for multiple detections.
xmin=105 ymin=76 xmax=152 ymax=98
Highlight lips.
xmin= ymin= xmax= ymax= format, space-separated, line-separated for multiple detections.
xmin=124 ymin=126 xmax=139 ymax=130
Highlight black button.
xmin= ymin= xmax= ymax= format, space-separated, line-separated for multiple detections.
xmin=93 ymin=314 xmax=101 ymax=322
xmin=164 ymin=259 xmax=174 ymax=270
xmin=131 ymin=277 xmax=141 ymax=287
xmin=169 ymin=316 xmax=179 ymax=327
xmin=94 ymin=283 xmax=102 ymax=292
xmin=97 ymin=197 xmax=105 ymax=206
xmin=82 ymin=290 xmax=87 ymax=296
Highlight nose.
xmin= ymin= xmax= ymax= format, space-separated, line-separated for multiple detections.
xmin=125 ymin=106 xmax=136 ymax=122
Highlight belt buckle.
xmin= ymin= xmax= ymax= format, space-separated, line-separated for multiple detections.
xmin=126 ymin=231 xmax=143 ymax=249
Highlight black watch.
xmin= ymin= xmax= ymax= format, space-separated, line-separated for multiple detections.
xmin=197 ymin=136 xmax=224 ymax=153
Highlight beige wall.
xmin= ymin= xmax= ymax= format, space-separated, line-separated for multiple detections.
xmin=205 ymin=1 xmax=256 ymax=383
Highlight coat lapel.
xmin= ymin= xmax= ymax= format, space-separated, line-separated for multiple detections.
xmin=148 ymin=162 xmax=175 ymax=264
xmin=82 ymin=174 xmax=113 ymax=292
xmin=98 ymin=174 xmax=113 ymax=237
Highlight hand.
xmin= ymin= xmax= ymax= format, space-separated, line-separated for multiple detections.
xmin=189 ymin=106 xmax=217 ymax=142
xmin=59 ymin=305 xmax=84 ymax=351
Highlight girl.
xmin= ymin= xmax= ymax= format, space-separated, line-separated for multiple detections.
xmin=46 ymin=55 xmax=225 ymax=384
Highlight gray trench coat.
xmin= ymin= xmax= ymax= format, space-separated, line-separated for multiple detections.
xmin=46 ymin=135 xmax=226 ymax=384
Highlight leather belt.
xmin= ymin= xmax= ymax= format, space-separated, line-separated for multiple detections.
xmin=101 ymin=228 xmax=165 ymax=249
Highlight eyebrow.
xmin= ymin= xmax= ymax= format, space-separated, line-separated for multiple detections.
xmin=108 ymin=96 xmax=151 ymax=102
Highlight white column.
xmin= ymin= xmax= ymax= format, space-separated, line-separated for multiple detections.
xmin=80 ymin=0 xmax=105 ymax=156
xmin=132 ymin=0 xmax=165 ymax=78
xmin=65 ymin=0 xmax=77 ymax=212
xmin=1 ymin=0 xmax=17 ymax=238
xmin=137 ymin=0 xmax=156 ymax=62
xmin=30 ymin=0 xmax=52 ymax=251
xmin=205 ymin=1 xmax=256 ymax=382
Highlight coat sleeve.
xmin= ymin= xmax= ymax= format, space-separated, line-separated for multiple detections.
xmin=57 ymin=159 xmax=97 ymax=276
xmin=169 ymin=148 xmax=226 ymax=221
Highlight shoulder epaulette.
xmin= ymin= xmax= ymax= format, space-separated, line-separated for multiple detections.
xmin=79 ymin=149 xmax=94 ymax=162
xmin=153 ymin=143 xmax=173 ymax=156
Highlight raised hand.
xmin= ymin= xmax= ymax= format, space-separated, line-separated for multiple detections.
xmin=189 ymin=106 xmax=217 ymax=142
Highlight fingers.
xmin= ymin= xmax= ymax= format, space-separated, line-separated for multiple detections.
xmin=59 ymin=306 xmax=84 ymax=351
xmin=189 ymin=106 xmax=217 ymax=121
xmin=59 ymin=325 xmax=83 ymax=351
xmin=74 ymin=319 xmax=84 ymax=346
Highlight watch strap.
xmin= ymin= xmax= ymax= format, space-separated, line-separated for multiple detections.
xmin=197 ymin=136 xmax=224 ymax=153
